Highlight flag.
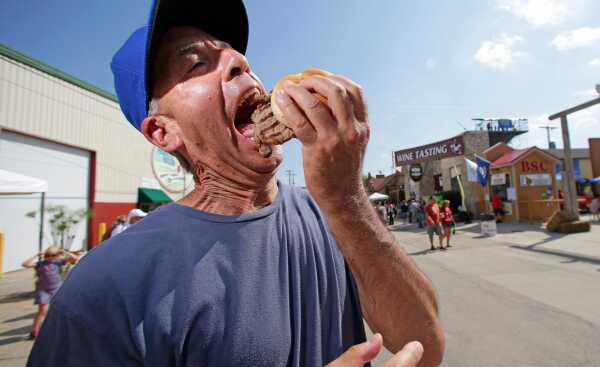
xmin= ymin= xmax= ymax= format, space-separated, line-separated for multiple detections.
xmin=476 ymin=155 xmax=491 ymax=187
xmin=465 ymin=158 xmax=479 ymax=182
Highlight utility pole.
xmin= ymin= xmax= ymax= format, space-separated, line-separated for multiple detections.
xmin=549 ymin=90 xmax=600 ymax=220
xmin=538 ymin=126 xmax=557 ymax=149
xmin=285 ymin=169 xmax=296 ymax=186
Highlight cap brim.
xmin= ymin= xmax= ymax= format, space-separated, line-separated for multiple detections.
xmin=146 ymin=0 xmax=249 ymax=95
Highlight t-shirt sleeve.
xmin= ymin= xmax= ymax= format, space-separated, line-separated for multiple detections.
xmin=27 ymin=305 xmax=141 ymax=367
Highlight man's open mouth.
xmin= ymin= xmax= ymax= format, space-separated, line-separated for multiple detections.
xmin=234 ymin=88 xmax=264 ymax=141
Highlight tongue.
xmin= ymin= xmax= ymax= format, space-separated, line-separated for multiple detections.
xmin=236 ymin=122 xmax=254 ymax=138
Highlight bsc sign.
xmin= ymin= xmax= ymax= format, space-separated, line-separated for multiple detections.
xmin=409 ymin=164 xmax=423 ymax=182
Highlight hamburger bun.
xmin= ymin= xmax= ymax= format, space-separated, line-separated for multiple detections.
xmin=270 ymin=68 xmax=332 ymax=128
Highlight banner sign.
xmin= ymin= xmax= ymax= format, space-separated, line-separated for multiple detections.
xmin=394 ymin=136 xmax=465 ymax=166
xmin=491 ymin=173 xmax=506 ymax=186
xmin=409 ymin=164 xmax=424 ymax=182
xmin=476 ymin=156 xmax=491 ymax=187
xmin=520 ymin=174 xmax=552 ymax=187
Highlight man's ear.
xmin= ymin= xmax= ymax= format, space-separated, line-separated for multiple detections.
xmin=140 ymin=115 xmax=184 ymax=153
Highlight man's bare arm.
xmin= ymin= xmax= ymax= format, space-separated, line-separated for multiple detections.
xmin=277 ymin=73 xmax=445 ymax=366
xmin=323 ymin=191 xmax=444 ymax=366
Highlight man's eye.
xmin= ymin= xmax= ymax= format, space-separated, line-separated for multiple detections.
xmin=191 ymin=61 xmax=206 ymax=70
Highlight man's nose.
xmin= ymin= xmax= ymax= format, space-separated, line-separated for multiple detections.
xmin=222 ymin=48 xmax=250 ymax=82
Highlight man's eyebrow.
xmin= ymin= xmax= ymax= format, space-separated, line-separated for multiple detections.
xmin=176 ymin=40 xmax=233 ymax=57
xmin=177 ymin=42 xmax=206 ymax=57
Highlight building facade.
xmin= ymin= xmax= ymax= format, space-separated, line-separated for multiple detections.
xmin=394 ymin=131 xmax=493 ymax=216
xmin=393 ymin=119 xmax=529 ymax=217
xmin=0 ymin=44 xmax=177 ymax=272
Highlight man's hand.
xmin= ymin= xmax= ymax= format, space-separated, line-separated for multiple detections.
xmin=326 ymin=334 xmax=424 ymax=367
xmin=275 ymin=73 xmax=369 ymax=212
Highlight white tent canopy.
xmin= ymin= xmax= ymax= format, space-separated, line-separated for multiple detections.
xmin=0 ymin=169 xmax=48 ymax=258
xmin=0 ymin=169 xmax=48 ymax=194
xmin=368 ymin=192 xmax=389 ymax=201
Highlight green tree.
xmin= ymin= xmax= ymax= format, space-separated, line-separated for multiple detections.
xmin=26 ymin=205 xmax=91 ymax=250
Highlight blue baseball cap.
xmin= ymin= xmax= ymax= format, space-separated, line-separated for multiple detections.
xmin=111 ymin=0 xmax=249 ymax=130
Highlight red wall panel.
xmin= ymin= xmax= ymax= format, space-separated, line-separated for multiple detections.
xmin=90 ymin=202 xmax=136 ymax=248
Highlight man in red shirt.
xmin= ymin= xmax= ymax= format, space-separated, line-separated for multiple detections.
xmin=492 ymin=192 xmax=503 ymax=223
xmin=425 ymin=197 xmax=443 ymax=251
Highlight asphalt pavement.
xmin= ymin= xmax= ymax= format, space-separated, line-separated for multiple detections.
xmin=369 ymin=218 xmax=600 ymax=366
xmin=1 ymin=218 xmax=599 ymax=366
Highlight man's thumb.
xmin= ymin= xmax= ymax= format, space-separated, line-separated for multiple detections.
xmin=326 ymin=333 xmax=383 ymax=367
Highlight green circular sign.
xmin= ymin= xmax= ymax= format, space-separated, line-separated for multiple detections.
xmin=151 ymin=148 xmax=194 ymax=193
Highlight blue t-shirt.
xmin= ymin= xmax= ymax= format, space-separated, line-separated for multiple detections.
xmin=28 ymin=184 xmax=366 ymax=366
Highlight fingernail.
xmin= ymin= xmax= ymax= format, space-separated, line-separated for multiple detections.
xmin=283 ymin=80 xmax=294 ymax=90
xmin=406 ymin=341 xmax=424 ymax=355
xmin=369 ymin=333 xmax=382 ymax=347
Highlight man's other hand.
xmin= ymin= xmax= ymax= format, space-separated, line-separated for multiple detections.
xmin=326 ymin=334 xmax=424 ymax=367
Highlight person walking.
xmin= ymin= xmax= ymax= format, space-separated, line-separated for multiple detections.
xmin=417 ymin=200 xmax=425 ymax=228
xmin=439 ymin=200 xmax=454 ymax=249
xmin=21 ymin=247 xmax=80 ymax=339
xmin=590 ymin=194 xmax=600 ymax=222
xmin=400 ymin=200 xmax=409 ymax=224
xmin=377 ymin=202 xmax=387 ymax=224
xmin=425 ymin=197 xmax=443 ymax=251
xmin=110 ymin=209 xmax=148 ymax=237
xmin=409 ymin=200 xmax=418 ymax=224
xmin=492 ymin=192 xmax=503 ymax=223
xmin=387 ymin=201 xmax=395 ymax=225
xmin=103 ymin=214 xmax=127 ymax=241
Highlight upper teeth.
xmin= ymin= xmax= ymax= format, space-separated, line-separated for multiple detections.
xmin=239 ymin=88 xmax=260 ymax=107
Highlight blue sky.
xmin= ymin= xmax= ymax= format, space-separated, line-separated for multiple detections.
xmin=1 ymin=0 xmax=599 ymax=186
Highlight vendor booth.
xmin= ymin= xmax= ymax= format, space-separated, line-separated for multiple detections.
xmin=485 ymin=144 xmax=560 ymax=222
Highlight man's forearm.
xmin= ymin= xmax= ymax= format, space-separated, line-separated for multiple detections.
xmin=322 ymin=192 xmax=444 ymax=366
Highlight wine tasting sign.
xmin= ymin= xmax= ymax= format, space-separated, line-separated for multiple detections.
xmin=394 ymin=136 xmax=465 ymax=166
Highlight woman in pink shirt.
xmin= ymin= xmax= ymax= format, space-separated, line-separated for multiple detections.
xmin=439 ymin=200 xmax=455 ymax=249
xmin=22 ymin=246 xmax=80 ymax=339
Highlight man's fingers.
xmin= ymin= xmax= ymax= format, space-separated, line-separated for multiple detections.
xmin=274 ymin=89 xmax=317 ymax=144
xmin=381 ymin=341 xmax=424 ymax=367
xmin=328 ymin=75 xmax=368 ymax=123
xmin=325 ymin=333 xmax=383 ymax=367
xmin=298 ymin=75 xmax=354 ymax=130
xmin=283 ymin=81 xmax=337 ymax=137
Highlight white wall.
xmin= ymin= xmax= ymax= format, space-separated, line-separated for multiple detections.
xmin=0 ymin=131 xmax=89 ymax=272
xmin=0 ymin=54 xmax=158 ymax=204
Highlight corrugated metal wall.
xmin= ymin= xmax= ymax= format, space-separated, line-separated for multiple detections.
xmin=0 ymin=54 xmax=156 ymax=204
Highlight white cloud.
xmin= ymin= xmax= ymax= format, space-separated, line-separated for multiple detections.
xmin=474 ymin=34 xmax=524 ymax=70
xmin=551 ymin=27 xmax=600 ymax=50
xmin=425 ymin=58 xmax=437 ymax=70
xmin=496 ymin=0 xmax=567 ymax=26
xmin=574 ymin=89 xmax=598 ymax=98
xmin=589 ymin=58 xmax=600 ymax=66
xmin=520 ymin=108 xmax=600 ymax=149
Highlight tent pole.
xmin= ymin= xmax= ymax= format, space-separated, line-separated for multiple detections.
xmin=38 ymin=192 xmax=45 ymax=257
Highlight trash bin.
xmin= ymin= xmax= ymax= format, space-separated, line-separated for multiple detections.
xmin=480 ymin=214 xmax=497 ymax=237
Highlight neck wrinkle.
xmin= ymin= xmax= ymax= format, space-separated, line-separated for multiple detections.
xmin=178 ymin=165 xmax=278 ymax=215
